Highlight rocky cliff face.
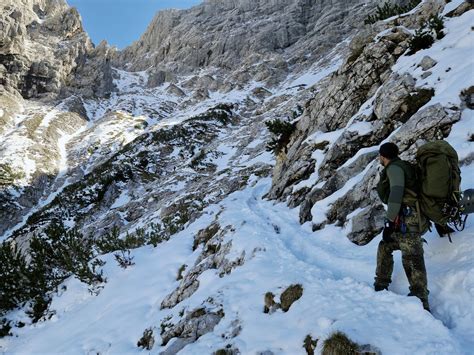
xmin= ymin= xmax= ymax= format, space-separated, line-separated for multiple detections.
xmin=1 ymin=0 xmax=89 ymax=98
xmin=266 ymin=0 xmax=466 ymax=244
xmin=116 ymin=0 xmax=375 ymax=89
xmin=0 ymin=0 xmax=115 ymax=100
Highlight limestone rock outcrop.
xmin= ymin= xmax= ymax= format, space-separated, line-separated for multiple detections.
xmin=161 ymin=223 xmax=244 ymax=309
xmin=267 ymin=26 xmax=412 ymax=201
xmin=267 ymin=0 xmax=462 ymax=244
xmin=160 ymin=307 xmax=224 ymax=354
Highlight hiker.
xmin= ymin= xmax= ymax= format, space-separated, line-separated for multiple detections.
xmin=374 ymin=142 xmax=431 ymax=311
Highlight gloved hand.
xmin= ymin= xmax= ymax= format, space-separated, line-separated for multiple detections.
xmin=382 ymin=220 xmax=396 ymax=242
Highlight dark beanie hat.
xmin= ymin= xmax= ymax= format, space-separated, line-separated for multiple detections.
xmin=379 ymin=142 xmax=399 ymax=159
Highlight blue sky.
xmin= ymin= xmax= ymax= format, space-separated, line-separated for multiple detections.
xmin=67 ymin=0 xmax=202 ymax=49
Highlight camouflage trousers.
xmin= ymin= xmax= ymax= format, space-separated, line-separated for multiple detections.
xmin=374 ymin=208 xmax=430 ymax=308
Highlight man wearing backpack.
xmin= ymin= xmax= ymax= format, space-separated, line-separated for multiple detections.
xmin=374 ymin=142 xmax=431 ymax=311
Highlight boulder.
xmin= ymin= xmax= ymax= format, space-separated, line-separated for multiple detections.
xmin=160 ymin=307 xmax=224 ymax=354
xmin=419 ymin=56 xmax=437 ymax=71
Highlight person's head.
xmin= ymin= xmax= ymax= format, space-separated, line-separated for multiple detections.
xmin=379 ymin=142 xmax=399 ymax=167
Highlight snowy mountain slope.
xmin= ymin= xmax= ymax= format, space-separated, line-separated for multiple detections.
xmin=2 ymin=174 xmax=473 ymax=354
xmin=2 ymin=0 xmax=365 ymax=242
xmin=1 ymin=0 xmax=473 ymax=354
xmin=2 ymin=38 xmax=344 ymax=245
xmin=0 ymin=94 xmax=87 ymax=236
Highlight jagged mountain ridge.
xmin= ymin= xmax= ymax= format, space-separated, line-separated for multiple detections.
xmin=0 ymin=0 xmax=473 ymax=353
xmin=117 ymin=0 xmax=371 ymax=75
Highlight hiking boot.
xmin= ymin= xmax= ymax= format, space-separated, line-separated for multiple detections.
xmin=408 ymin=292 xmax=430 ymax=312
xmin=374 ymin=284 xmax=388 ymax=292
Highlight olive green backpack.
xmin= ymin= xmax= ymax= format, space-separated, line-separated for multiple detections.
xmin=415 ymin=140 xmax=463 ymax=239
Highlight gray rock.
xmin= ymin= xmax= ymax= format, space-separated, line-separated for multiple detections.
xmin=390 ymin=104 xmax=461 ymax=150
xmin=161 ymin=224 xmax=244 ymax=309
xmin=419 ymin=56 xmax=437 ymax=71
xmin=0 ymin=0 xmax=95 ymax=99
xmin=160 ymin=307 xmax=224 ymax=354
xmin=445 ymin=1 xmax=474 ymax=18
xmin=373 ymin=73 xmax=416 ymax=122
xmin=116 ymin=0 xmax=377 ymax=85
xmin=298 ymin=150 xmax=379 ymax=224
xmin=166 ymin=84 xmax=186 ymax=97
xmin=267 ymin=27 xmax=411 ymax=201
xmin=347 ymin=205 xmax=386 ymax=245
xmin=147 ymin=70 xmax=176 ymax=88
xmin=421 ymin=71 xmax=432 ymax=79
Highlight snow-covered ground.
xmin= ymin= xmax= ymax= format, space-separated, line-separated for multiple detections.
xmin=1 ymin=169 xmax=473 ymax=354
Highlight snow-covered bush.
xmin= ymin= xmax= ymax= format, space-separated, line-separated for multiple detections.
xmin=0 ymin=221 xmax=105 ymax=324
xmin=408 ymin=15 xmax=445 ymax=54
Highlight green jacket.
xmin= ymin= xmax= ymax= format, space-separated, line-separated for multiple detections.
xmin=376 ymin=158 xmax=418 ymax=221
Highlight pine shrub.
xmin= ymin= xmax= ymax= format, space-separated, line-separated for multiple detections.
xmin=96 ymin=226 xmax=142 ymax=254
xmin=95 ymin=223 xmax=165 ymax=254
xmin=428 ymin=14 xmax=445 ymax=39
xmin=0 ymin=318 xmax=12 ymax=337
xmin=407 ymin=15 xmax=444 ymax=55
xmin=0 ymin=242 xmax=33 ymax=313
xmin=364 ymin=0 xmax=421 ymax=24
xmin=26 ymin=295 xmax=52 ymax=323
xmin=265 ymin=118 xmax=296 ymax=154
xmin=0 ymin=220 xmax=105 ymax=321
xmin=408 ymin=15 xmax=444 ymax=55
xmin=408 ymin=28 xmax=434 ymax=54
xmin=42 ymin=222 xmax=104 ymax=284
xmin=1 ymin=220 xmax=165 ymax=323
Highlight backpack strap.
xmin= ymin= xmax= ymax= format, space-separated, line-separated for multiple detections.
xmin=404 ymin=187 xmax=423 ymax=232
